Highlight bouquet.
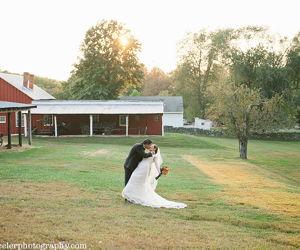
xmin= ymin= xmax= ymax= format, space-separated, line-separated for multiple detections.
xmin=155 ymin=166 xmax=170 ymax=180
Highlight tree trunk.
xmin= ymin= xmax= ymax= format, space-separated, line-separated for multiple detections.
xmin=239 ymin=137 xmax=248 ymax=159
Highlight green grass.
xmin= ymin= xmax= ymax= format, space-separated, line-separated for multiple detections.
xmin=0 ymin=133 xmax=299 ymax=249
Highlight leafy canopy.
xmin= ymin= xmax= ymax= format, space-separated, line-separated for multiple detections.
xmin=62 ymin=20 xmax=144 ymax=100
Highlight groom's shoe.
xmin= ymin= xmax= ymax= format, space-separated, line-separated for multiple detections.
xmin=124 ymin=198 xmax=130 ymax=203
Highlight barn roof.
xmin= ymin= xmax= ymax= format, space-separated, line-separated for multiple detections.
xmin=0 ymin=101 xmax=37 ymax=112
xmin=120 ymin=96 xmax=183 ymax=113
xmin=30 ymin=100 xmax=164 ymax=114
xmin=0 ymin=72 xmax=55 ymax=100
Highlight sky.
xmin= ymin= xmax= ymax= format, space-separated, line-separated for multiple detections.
xmin=0 ymin=0 xmax=299 ymax=81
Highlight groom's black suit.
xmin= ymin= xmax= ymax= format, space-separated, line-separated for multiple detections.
xmin=124 ymin=143 xmax=153 ymax=186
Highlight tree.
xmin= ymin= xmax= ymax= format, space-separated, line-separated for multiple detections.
xmin=227 ymin=30 xmax=299 ymax=125
xmin=173 ymin=28 xmax=238 ymax=120
xmin=229 ymin=45 xmax=291 ymax=99
xmin=173 ymin=26 xmax=284 ymax=120
xmin=35 ymin=76 xmax=64 ymax=98
xmin=62 ymin=20 xmax=144 ymax=100
xmin=158 ymin=90 xmax=171 ymax=96
xmin=208 ymin=82 xmax=294 ymax=159
xmin=141 ymin=67 xmax=174 ymax=96
xmin=286 ymin=31 xmax=300 ymax=124
xmin=286 ymin=31 xmax=300 ymax=90
xmin=129 ymin=89 xmax=141 ymax=96
xmin=209 ymin=29 xmax=297 ymax=159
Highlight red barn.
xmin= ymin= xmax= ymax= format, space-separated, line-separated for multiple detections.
xmin=31 ymin=100 xmax=163 ymax=136
xmin=0 ymin=72 xmax=55 ymax=136
xmin=0 ymin=72 xmax=164 ymax=136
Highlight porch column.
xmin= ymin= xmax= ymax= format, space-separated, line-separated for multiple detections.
xmin=54 ymin=115 xmax=57 ymax=137
xmin=28 ymin=110 xmax=32 ymax=145
xmin=126 ymin=115 xmax=129 ymax=137
xmin=18 ymin=111 xmax=22 ymax=146
xmin=24 ymin=113 xmax=27 ymax=137
xmin=7 ymin=112 xmax=11 ymax=149
xmin=161 ymin=114 xmax=164 ymax=136
xmin=89 ymin=115 xmax=93 ymax=136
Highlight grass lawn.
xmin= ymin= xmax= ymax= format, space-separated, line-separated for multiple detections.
xmin=0 ymin=133 xmax=299 ymax=249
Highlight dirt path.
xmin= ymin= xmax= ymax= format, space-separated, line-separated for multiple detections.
xmin=182 ymin=155 xmax=300 ymax=217
xmin=82 ymin=149 xmax=109 ymax=157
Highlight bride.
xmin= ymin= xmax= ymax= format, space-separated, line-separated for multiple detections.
xmin=122 ymin=145 xmax=187 ymax=209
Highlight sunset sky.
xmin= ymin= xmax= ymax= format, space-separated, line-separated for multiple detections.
xmin=0 ymin=0 xmax=299 ymax=81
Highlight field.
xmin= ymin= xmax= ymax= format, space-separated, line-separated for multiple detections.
xmin=0 ymin=133 xmax=299 ymax=249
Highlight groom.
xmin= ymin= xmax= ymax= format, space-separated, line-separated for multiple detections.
xmin=124 ymin=138 xmax=155 ymax=186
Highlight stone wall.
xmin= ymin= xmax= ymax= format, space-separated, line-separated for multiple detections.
xmin=164 ymin=126 xmax=300 ymax=141
xmin=164 ymin=126 xmax=224 ymax=137
xmin=250 ymin=132 xmax=300 ymax=141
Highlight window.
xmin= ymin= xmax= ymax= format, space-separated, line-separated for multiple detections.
xmin=154 ymin=115 xmax=161 ymax=121
xmin=0 ymin=116 xmax=6 ymax=123
xmin=201 ymin=122 xmax=205 ymax=126
xmin=135 ymin=115 xmax=140 ymax=121
xmin=119 ymin=115 xmax=127 ymax=126
xmin=43 ymin=115 xmax=53 ymax=126
xmin=15 ymin=112 xmax=25 ymax=127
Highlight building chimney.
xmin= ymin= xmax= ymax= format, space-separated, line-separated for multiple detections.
xmin=23 ymin=72 xmax=30 ymax=88
xmin=29 ymin=74 xmax=35 ymax=89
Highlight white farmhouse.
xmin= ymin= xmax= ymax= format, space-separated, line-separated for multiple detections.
xmin=194 ymin=118 xmax=212 ymax=130
xmin=121 ymin=96 xmax=184 ymax=127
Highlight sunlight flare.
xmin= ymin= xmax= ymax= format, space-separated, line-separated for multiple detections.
xmin=119 ymin=35 xmax=129 ymax=47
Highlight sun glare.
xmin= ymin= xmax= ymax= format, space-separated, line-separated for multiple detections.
xmin=119 ymin=36 xmax=129 ymax=47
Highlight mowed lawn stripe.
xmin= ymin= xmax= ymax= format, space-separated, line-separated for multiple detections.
xmin=183 ymin=155 xmax=300 ymax=217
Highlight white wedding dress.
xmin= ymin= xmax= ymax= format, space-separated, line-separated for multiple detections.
xmin=122 ymin=149 xmax=187 ymax=209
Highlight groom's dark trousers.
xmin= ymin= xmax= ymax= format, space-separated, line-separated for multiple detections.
xmin=124 ymin=143 xmax=152 ymax=186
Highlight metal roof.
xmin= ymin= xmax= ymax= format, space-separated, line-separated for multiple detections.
xmin=120 ymin=96 xmax=183 ymax=113
xmin=0 ymin=101 xmax=37 ymax=112
xmin=0 ymin=72 xmax=56 ymax=100
xmin=30 ymin=100 xmax=164 ymax=114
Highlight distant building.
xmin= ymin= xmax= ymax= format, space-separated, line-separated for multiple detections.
xmin=121 ymin=96 xmax=184 ymax=127
xmin=0 ymin=72 xmax=164 ymax=136
xmin=194 ymin=118 xmax=212 ymax=130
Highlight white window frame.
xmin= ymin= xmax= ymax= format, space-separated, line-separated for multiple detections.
xmin=0 ymin=116 xmax=6 ymax=123
xmin=15 ymin=112 xmax=25 ymax=127
xmin=154 ymin=115 xmax=161 ymax=121
xmin=43 ymin=114 xmax=53 ymax=126
xmin=119 ymin=115 xmax=126 ymax=127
